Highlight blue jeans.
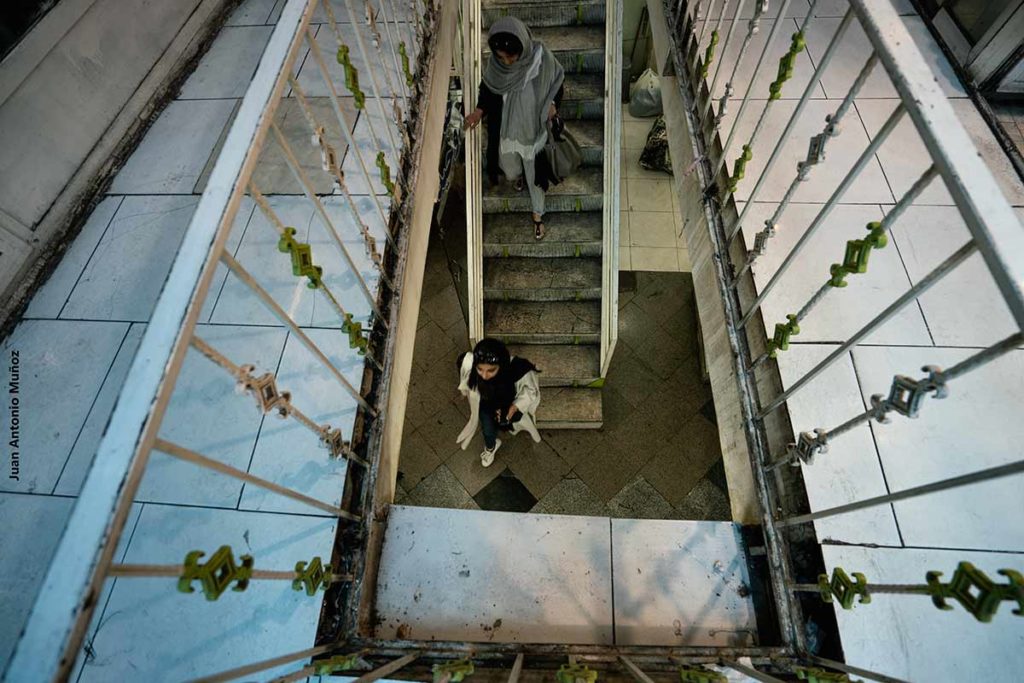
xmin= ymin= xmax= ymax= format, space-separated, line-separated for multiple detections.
xmin=480 ymin=408 xmax=499 ymax=450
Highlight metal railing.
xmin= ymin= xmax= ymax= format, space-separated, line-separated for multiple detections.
xmin=3 ymin=0 xmax=436 ymax=679
xmin=665 ymin=0 xmax=1024 ymax=678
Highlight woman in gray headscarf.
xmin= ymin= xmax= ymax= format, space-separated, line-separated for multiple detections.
xmin=464 ymin=17 xmax=565 ymax=240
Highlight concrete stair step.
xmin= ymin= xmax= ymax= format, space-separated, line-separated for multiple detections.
xmin=484 ymin=257 xmax=601 ymax=302
xmin=482 ymin=212 xmax=603 ymax=258
xmin=482 ymin=26 xmax=605 ymax=74
xmin=537 ymin=386 xmax=603 ymax=428
xmin=559 ymin=74 xmax=605 ymax=120
xmin=485 ymin=300 xmax=600 ymax=344
xmin=508 ymin=343 xmax=601 ymax=387
xmin=483 ymin=167 xmax=603 ymax=214
xmin=481 ymin=0 xmax=606 ymax=29
xmin=484 ymin=120 xmax=603 ymax=168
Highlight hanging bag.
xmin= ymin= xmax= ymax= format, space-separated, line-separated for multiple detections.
xmin=543 ymin=115 xmax=583 ymax=184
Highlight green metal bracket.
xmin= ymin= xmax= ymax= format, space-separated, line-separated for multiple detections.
xmin=503 ymin=198 xmax=511 ymax=213
xmin=336 ymin=43 xmax=366 ymax=109
xmin=433 ymin=659 xmax=474 ymax=682
xmin=769 ymin=31 xmax=806 ymax=100
xmin=727 ymin=144 xmax=753 ymax=193
xmin=766 ymin=313 xmax=800 ymax=358
xmin=178 ymin=546 xmax=253 ymax=601
xmin=794 ymin=667 xmax=852 ymax=682
xmin=398 ymin=42 xmax=414 ymax=87
xmin=576 ymin=101 xmax=583 ymax=119
xmin=557 ymin=663 xmax=598 ymax=683
xmin=313 ymin=653 xmax=362 ymax=676
xmin=342 ymin=313 xmax=369 ymax=355
xmin=574 ymin=244 xmax=582 ymax=257
xmin=829 ymin=221 xmax=888 ymax=288
xmin=576 ymin=1 xmax=583 ymax=25
xmin=679 ymin=667 xmax=727 ymax=683
xmin=376 ymin=151 xmax=395 ymax=196
xmin=926 ymin=562 xmax=1024 ymax=623
xmin=502 ymin=246 xmax=510 ymax=258
xmin=701 ymin=30 xmax=720 ymax=78
xmin=587 ymin=377 xmax=605 ymax=388
xmin=575 ymin=197 xmax=583 ymax=212
xmin=292 ymin=556 xmax=331 ymax=596
xmin=818 ymin=567 xmax=871 ymax=609
xmin=576 ymin=53 xmax=585 ymax=73
xmin=277 ymin=226 xmax=323 ymax=289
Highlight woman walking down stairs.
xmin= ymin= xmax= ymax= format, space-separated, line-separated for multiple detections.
xmin=475 ymin=0 xmax=617 ymax=429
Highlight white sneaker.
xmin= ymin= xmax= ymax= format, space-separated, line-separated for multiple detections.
xmin=480 ymin=439 xmax=502 ymax=467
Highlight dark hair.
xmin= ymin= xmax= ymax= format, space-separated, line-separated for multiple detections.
xmin=488 ymin=32 xmax=523 ymax=59
xmin=467 ymin=337 xmax=510 ymax=389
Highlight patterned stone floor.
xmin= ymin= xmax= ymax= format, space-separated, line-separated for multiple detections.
xmin=396 ymin=234 xmax=731 ymax=520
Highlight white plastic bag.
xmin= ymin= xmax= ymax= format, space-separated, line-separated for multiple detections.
xmin=629 ymin=68 xmax=662 ymax=117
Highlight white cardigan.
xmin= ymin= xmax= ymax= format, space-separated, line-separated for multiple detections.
xmin=456 ymin=352 xmax=542 ymax=450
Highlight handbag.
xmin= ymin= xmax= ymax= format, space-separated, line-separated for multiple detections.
xmin=543 ymin=116 xmax=583 ymax=184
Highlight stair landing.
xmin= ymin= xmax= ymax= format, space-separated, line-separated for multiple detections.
xmin=373 ymin=506 xmax=757 ymax=646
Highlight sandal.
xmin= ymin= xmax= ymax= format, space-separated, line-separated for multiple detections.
xmin=513 ymin=177 xmax=525 ymax=192
xmin=533 ymin=218 xmax=546 ymax=241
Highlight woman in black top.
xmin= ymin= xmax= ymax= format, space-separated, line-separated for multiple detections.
xmin=464 ymin=17 xmax=565 ymax=241
xmin=455 ymin=338 xmax=541 ymax=467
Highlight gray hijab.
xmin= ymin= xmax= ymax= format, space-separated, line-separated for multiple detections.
xmin=482 ymin=17 xmax=564 ymax=160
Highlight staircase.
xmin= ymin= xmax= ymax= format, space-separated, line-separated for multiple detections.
xmin=479 ymin=0 xmax=613 ymax=428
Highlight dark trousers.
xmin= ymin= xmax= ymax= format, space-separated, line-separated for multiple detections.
xmin=480 ymin=405 xmax=523 ymax=450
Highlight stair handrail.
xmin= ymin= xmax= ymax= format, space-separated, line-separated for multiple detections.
xmin=600 ymin=0 xmax=624 ymax=375
xmin=462 ymin=0 xmax=484 ymax=343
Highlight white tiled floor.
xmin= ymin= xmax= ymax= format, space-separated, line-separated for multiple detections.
xmin=1 ymin=0 xmax=396 ymax=674
xmin=621 ymin=112 xmax=692 ymax=272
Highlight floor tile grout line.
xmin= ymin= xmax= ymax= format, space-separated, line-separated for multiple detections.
xmin=819 ymin=540 xmax=1024 ymax=555
xmin=76 ymin=501 xmax=147 ymax=682
xmin=851 ymin=100 xmax=898 ymax=206
xmin=882 ymin=206 xmax=937 ymax=347
xmin=207 ymin=198 xmax=260 ymax=325
xmin=848 ymin=349 xmax=905 ymax=547
xmin=55 ymin=196 xmax=125 ymax=320
xmin=235 ymin=328 xmax=291 ymax=510
xmin=49 ymin=323 xmax=136 ymax=495
xmin=204 ymin=199 xmax=258 ymax=323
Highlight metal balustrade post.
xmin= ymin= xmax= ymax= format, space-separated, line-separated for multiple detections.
xmin=221 ymin=251 xmax=377 ymax=414
xmin=270 ymin=122 xmax=387 ymax=321
xmin=747 ymin=164 xmax=939 ymax=370
xmin=353 ymin=652 xmax=421 ymax=682
xmin=738 ymin=103 xmax=906 ymax=329
xmin=700 ymin=0 xmax=748 ymax=121
xmin=722 ymin=6 xmax=851 ymax=212
xmin=160 ymin=439 xmax=362 ymax=516
xmin=805 ymin=655 xmax=910 ymax=683
xmin=187 ymin=645 xmax=333 ymax=683
xmin=849 ymin=0 xmax=1024 ymax=329
xmin=190 ymin=335 xmax=371 ymax=461
xmin=463 ymin=0 xmax=483 ymax=342
xmin=341 ymin=0 xmax=401 ymax=152
xmin=709 ymin=1 xmax=763 ymax=130
xmin=778 ymin=459 xmax=1024 ymax=527
xmin=770 ymin=332 xmax=1024 ymax=469
xmin=718 ymin=0 xmax=811 ymax=190
xmin=619 ymin=656 xmax=656 ymax=683
xmin=375 ymin=0 xmax=412 ymax=105
xmin=305 ymin=26 xmax=392 ymax=227
xmin=712 ymin=0 xmax=793 ymax=164
xmin=729 ymin=50 xmax=878 ymax=252
xmin=756 ymin=241 xmax=978 ymax=417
